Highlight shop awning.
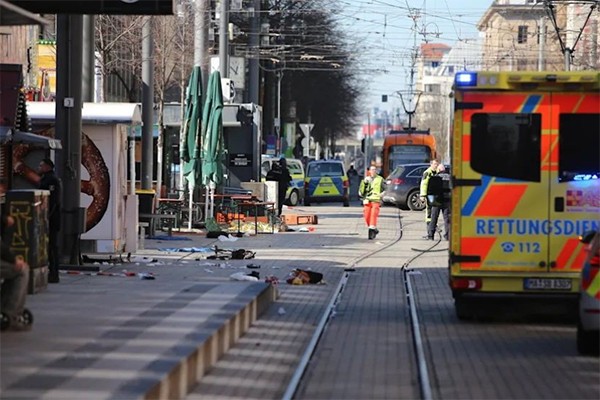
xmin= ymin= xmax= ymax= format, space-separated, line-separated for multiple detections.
xmin=0 ymin=0 xmax=51 ymax=26
xmin=0 ymin=126 xmax=62 ymax=149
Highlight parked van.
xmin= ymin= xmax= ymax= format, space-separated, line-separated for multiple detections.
xmin=450 ymin=71 xmax=599 ymax=319
xmin=261 ymin=156 xmax=305 ymax=206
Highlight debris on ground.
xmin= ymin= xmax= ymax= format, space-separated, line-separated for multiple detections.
xmin=230 ymin=271 xmax=260 ymax=282
xmin=207 ymin=246 xmax=256 ymax=260
xmin=286 ymin=269 xmax=324 ymax=285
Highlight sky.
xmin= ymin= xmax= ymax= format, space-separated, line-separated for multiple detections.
xmin=331 ymin=0 xmax=493 ymax=112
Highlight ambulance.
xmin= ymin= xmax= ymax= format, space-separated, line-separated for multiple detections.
xmin=450 ymin=71 xmax=600 ymax=319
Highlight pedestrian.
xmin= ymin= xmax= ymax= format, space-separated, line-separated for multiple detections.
xmin=359 ymin=166 xmax=384 ymax=240
xmin=1 ymin=213 xmax=32 ymax=331
xmin=266 ymin=158 xmax=292 ymax=216
xmin=38 ymin=158 xmax=61 ymax=283
xmin=347 ymin=164 xmax=358 ymax=178
xmin=426 ymin=164 xmax=450 ymax=240
xmin=419 ymin=159 xmax=440 ymax=237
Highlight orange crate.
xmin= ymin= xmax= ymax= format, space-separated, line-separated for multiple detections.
xmin=283 ymin=214 xmax=318 ymax=225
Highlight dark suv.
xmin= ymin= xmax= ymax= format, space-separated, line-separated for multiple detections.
xmin=382 ymin=163 xmax=449 ymax=211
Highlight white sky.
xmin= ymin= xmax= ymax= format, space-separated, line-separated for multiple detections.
xmin=332 ymin=0 xmax=493 ymax=112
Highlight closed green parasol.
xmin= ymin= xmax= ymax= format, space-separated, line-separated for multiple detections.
xmin=200 ymin=71 xmax=224 ymax=221
xmin=180 ymin=66 xmax=203 ymax=229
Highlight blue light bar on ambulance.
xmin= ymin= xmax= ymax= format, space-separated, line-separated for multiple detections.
xmin=455 ymin=72 xmax=477 ymax=87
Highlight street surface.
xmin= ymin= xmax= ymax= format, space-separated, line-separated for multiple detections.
xmin=1 ymin=202 xmax=598 ymax=400
xmin=189 ymin=203 xmax=600 ymax=399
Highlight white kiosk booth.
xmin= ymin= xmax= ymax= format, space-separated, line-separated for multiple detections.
xmin=26 ymin=102 xmax=141 ymax=254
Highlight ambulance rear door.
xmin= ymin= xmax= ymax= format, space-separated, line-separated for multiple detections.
xmin=454 ymin=89 xmax=552 ymax=276
xmin=548 ymin=91 xmax=600 ymax=274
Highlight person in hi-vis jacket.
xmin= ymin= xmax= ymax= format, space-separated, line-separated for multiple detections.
xmin=359 ymin=166 xmax=384 ymax=240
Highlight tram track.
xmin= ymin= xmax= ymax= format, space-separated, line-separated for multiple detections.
xmin=283 ymin=209 xmax=440 ymax=400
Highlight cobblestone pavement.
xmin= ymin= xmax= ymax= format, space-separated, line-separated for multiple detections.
xmin=412 ymin=268 xmax=600 ymax=400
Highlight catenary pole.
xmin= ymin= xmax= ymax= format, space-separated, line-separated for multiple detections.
xmin=248 ymin=0 xmax=260 ymax=104
xmin=141 ymin=16 xmax=154 ymax=190
xmin=56 ymin=14 xmax=83 ymax=265
xmin=219 ymin=0 xmax=229 ymax=77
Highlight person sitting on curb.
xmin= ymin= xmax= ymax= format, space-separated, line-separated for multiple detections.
xmin=1 ymin=214 xmax=32 ymax=331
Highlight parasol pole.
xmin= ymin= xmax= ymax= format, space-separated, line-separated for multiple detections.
xmin=188 ymin=187 xmax=193 ymax=230
xmin=204 ymin=184 xmax=209 ymax=225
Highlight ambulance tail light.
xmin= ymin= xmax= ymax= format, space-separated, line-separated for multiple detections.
xmin=451 ymin=277 xmax=482 ymax=290
xmin=455 ymin=72 xmax=477 ymax=87
xmin=343 ymin=179 xmax=349 ymax=188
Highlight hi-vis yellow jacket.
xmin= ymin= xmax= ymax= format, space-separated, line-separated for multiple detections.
xmin=359 ymin=175 xmax=384 ymax=203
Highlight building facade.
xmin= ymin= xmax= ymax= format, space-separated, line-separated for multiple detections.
xmin=478 ymin=0 xmax=599 ymax=72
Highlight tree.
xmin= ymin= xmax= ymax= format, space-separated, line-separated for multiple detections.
xmin=252 ymin=0 xmax=365 ymax=154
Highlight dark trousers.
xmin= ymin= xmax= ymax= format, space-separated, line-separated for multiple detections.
xmin=428 ymin=205 xmax=449 ymax=239
xmin=48 ymin=232 xmax=60 ymax=279
xmin=277 ymin=191 xmax=286 ymax=216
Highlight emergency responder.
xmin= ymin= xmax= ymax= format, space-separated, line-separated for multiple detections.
xmin=266 ymin=158 xmax=292 ymax=217
xmin=359 ymin=166 xmax=384 ymax=240
xmin=419 ymin=159 xmax=440 ymax=237
xmin=426 ymin=164 xmax=450 ymax=240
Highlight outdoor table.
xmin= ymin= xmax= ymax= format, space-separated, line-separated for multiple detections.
xmin=234 ymin=201 xmax=276 ymax=235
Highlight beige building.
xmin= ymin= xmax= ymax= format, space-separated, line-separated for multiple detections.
xmin=478 ymin=0 xmax=599 ymax=72
xmin=414 ymin=41 xmax=482 ymax=162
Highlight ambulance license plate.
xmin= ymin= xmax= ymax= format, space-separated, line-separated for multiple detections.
xmin=524 ymin=278 xmax=572 ymax=290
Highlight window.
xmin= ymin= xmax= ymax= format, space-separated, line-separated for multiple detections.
xmin=307 ymin=162 xmax=344 ymax=177
xmin=518 ymin=26 xmax=528 ymax=44
xmin=471 ymin=113 xmax=541 ymax=182
xmin=407 ymin=167 xmax=427 ymax=178
xmin=425 ymin=84 xmax=441 ymax=94
xmin=389 ymin=146 xmax=432 ymax=171
xmin=559 ymin=113 xmax=600 ymax=182
xmin=431 ymin=61 xmax=440 ymax=68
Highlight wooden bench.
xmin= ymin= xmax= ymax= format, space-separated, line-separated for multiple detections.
xmin=139 ymin=213 xmax=177 ymax=237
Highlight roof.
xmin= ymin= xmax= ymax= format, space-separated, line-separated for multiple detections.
xmin=420 ymin=43 xmax=451 ymax=61
xmin=27 ymin=102 xmax=142 ymax=125
xmin=307 ymin=159 xmax=344 ymax=164
xmin=0 ymin=0 xmax=51 ymax=26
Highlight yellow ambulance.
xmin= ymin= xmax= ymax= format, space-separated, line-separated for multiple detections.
xmin=450 ymin=71 xmax=600 ymax=319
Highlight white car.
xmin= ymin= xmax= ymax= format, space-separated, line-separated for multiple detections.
xmin=577 ymin=230 xmax=600 ymax=356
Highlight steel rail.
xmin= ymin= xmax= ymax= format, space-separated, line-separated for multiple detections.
xmin=282 ymin=209 xmax=405 ymax=400
xmin=403 ymin=267 xmax=434 ymax=400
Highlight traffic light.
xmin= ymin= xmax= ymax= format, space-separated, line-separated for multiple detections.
xmin=361 ymin=138 xmax=365 ymax=153
xmin=382 ymin=95 xmax=388 ymax=102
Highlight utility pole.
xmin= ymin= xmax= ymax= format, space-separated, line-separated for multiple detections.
xmin=82 ymin=15 xmax=95 ymax=102
xmin=194 ymin=0 xmax=209 ymax=91
xmin=219 ymin=0 xmax=229 ymax=77
xmin=56 ymin=14 xmax=83 ymax=265
xmin=141 ymin=16 xmax=154 ymax=190
xmin=538 ymin=16 xmax=545 ymax=71
xmin=591 ymin=21 xmax=598 ymax=69
xmin=248 ymin=0 xmax=260 ymax=104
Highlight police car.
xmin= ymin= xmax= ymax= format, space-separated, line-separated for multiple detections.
xmin=303 ymin=160 xmax=350 ymax=207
